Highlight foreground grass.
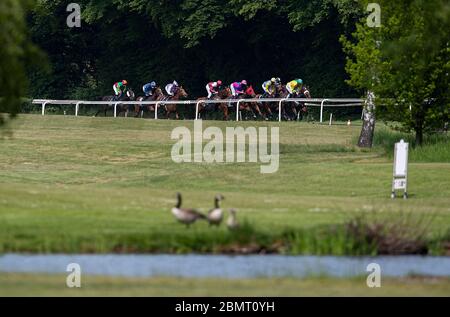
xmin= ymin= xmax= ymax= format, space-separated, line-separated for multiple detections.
xmin=0 ymin=115 xmax=449 ymax=254
xmin=1 ymin=273 xmax=449 ymax=296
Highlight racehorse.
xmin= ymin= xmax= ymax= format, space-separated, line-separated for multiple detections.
xmin=163 ymin=86 xmax=188 ymax=119
xmin=274 ymin=85 xmax=291 ymax=120
xmin=196 ymin=86 xmax=232 ymax=120
xmin=272 ymin=85 xmax=311 ymax=121
xmin=255 ymin=92 xmax=274 ymax=120
xmin=95 ymin=89 xmax=136 ymax=117
xmin=134 ymin=87 xmax=165 ymax=118
xmin=296 ymin=86 xmax=311 ymax=121
xmin=239 ymin=86 xmax=264 ymax=120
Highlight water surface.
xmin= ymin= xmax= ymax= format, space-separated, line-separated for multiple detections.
xmin=1 ymin=254 xmax=449 ymax=278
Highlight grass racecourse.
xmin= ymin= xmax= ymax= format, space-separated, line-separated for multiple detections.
xmin=1 ymin=273 xmax=449 ymax=297
xmin=0 ymin=114 xmax=449 ymax=296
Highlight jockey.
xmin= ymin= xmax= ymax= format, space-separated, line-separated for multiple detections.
xmin=142 ymin=81 xmax=157 ymax=97
xmin=286 ymin=79 xmax=303 ymax=97
xmin=230 ymin=80 xmax=248 ymax=97
xmin=262 ymin=78 xmax=277 ymax=97
xmin=113 ymin=80 xmax=128 ymax=99
xmin=165 ymin=80 xmax=179 ymax=97
xmin=206 ymin=80 xmax=223 ymax=99
xmin=274 ymin=77 xmax=282 ymax=87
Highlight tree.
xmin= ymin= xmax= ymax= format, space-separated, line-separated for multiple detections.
xmin=342 ymin=0 xmax=450 ymax=146
xmin=0 ymin=0 xmax=46 ymax=126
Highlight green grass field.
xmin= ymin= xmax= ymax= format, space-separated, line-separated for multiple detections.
xmin=0 ymin=115 xmax=449 ymax=254
xmin=1 ymin=273 xmax=449 ymax=297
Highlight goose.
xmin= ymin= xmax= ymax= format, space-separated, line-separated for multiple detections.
xmin=207 ymin=194 xmax=225 ymax=226
xmin=227 ymin=208 xmax=240 ymax=230
xmin=171 ymin=192 xmax=206 ymax=227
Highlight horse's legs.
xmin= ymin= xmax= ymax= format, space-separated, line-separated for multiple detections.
xmin=222 ymin=105 xmax=228 ymax=121
xmin=265 ymin=104 xmax=273 ymax=118
xmin=252 ymin=103 xmax=263 ymax=120
xmin=259 ymin=103 xmax=269 ymax=118
xmin=243 ymin=103 xmax=256 ymax=120
xmin=151 ymin=105 xmax=157 ymax=118
xmin=199 ymin=105 xmax=205 ymax=120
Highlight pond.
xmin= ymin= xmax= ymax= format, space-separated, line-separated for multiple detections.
xmin=0 ymin=254 xmax=449 ymax=279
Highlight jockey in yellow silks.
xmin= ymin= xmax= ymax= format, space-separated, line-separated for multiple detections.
xmin=286 ymin=79 xmax=303 ymax=97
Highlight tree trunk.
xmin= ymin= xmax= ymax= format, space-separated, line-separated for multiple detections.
xmin=415 ymin=126 xmax=423 ymax=146
xmin=358 ymin=91 xmax=376 ymax=148
xmin=414 ymin=106 xmax=425 ymax=146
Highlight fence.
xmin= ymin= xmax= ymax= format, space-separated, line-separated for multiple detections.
xmin=31 ymin=98 xmax=365 ymax=122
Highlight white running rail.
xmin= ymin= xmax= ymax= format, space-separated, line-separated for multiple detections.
xmin=31 ymin=98 xmax=364 ymax=122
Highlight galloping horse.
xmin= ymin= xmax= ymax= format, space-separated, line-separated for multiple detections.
xmin=274 ymin=85 xmax=291 ymax=120
xmin=196 ymin=86 xmax=232 ymax=120
xmin=255 ymin=92 xmax=274 ymax=120
xmin=163 ymin=86 xmax=188 ymax=119
xmin=134 ymin=87 xmax=165 ymax=118
xmin=273 ymin=85 xmax=311 ymax=121
xmin=95 ymin=89 xmax=136 ymax=117
xmin=296 ymin=86 xmax=311 ymax=121
xmin=239 ymin=86 xmax=264 ymax=120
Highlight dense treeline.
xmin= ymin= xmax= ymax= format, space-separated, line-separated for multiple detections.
xmin=27 ymin=0 xmax=363 ymax=99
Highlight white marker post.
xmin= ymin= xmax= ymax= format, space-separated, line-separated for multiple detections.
xmin=391 ymin=139 xmax=409 ymax=199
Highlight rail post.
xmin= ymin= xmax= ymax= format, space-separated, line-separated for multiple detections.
xmin=195 ymin=101 xmax=201 ymax=120
xmin=278 ymin=98 xmax=287 ymax=122
xmin=75 ymin=101 xmax=83 ymax=117
xmin=41 ymin=102 xmax=49 ymax=116
xmin=114 ymin=102 xmax=120 ymax=118
xmin=155 ymin=102 xmax=161 ymax=120
xmin=236 ymin=99 xmax=244 ymax=122
xmin=320 ymin=99 xmax=329 ymax=123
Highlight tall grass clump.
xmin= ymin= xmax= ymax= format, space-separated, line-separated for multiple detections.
xmin=285 ymin=212 xmax=435 ymax=255
xmin=428 ymin=228 xmax=450 ymax=256
xmin=372 ymin=126 xmax=449 ymax=162
xmin=343 ymin=213 xmax=432 ymax=255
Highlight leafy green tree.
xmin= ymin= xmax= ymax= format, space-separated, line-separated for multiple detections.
xmin=0 ymin=0 xmax=45 ymax=126
xmin=342 ymin=0 xmax=450 ymax=145
xmin=28 ymin=0 xmax=98 ymax=99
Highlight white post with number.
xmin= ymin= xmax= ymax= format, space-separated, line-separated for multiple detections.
xmin=391 ymin=139 xmax=409 ymax=199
